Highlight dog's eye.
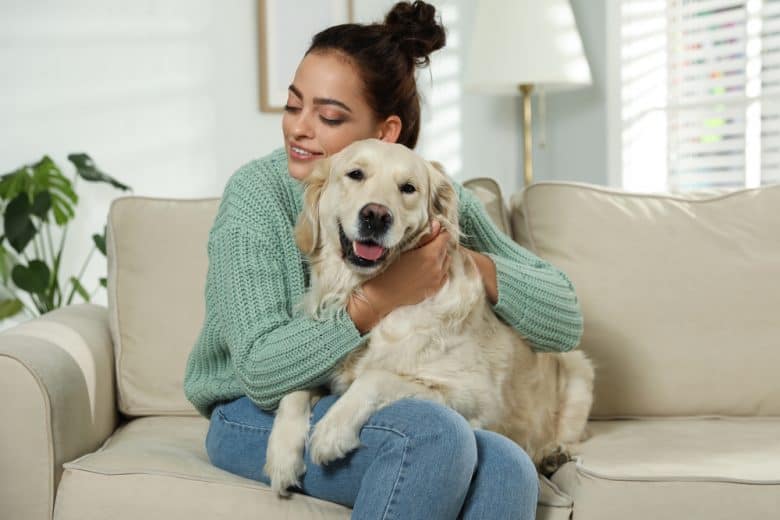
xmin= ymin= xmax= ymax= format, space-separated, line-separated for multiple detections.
xmin=399 ymin=183 xmax=417 ymax=194
xmin=346 ymin=169 xmax=364 ymax=181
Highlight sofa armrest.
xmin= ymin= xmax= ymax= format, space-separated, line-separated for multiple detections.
xmin=0 ymin=304 xmax=118 ymax=520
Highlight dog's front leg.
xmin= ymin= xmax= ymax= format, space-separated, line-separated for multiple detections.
xmin=264 ymin=389 xmax=321 ymax=496
xmin=309 ymin=370 xmax=443 ymax=465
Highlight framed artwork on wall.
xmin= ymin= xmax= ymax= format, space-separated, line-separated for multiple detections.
xmin=258 ymin=0 xmax=354 ymax=112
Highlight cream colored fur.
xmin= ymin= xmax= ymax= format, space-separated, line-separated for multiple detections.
xmin=264 ymin=139 xmax=595 ymax=495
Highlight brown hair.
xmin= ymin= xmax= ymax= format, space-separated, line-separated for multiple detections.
xmin=306 ymin=1 xmax=446 ymax=149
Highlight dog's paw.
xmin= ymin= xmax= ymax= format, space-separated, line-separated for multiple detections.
xmin=538 ymin=444 xmax=573 ymax=478
xmin=309 ymin=419 xmax=361 ymax=466
xmin=264 ymin=450 xmax=306 ymax=497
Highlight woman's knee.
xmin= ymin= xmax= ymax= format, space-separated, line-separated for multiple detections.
xmin=369 ymin=398 xmax=478 ymax=472
xmin=474 ymin=430 xmax=540 ymax=496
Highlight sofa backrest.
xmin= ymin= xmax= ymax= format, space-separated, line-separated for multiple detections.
xmin=511 ymin=182 xmax=780 ymax=418
xmin=107 ymin=197 xmax=219 ymax=416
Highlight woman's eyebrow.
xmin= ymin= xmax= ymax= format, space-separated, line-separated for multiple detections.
xmin=288 ymin=84 xmax=352 ymax=113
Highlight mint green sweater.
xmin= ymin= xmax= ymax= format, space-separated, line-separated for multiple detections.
xmin=183 ymin=148 xmax=583 ymax=418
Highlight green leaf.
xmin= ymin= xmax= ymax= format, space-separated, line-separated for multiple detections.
xmin=29 ymin=156 xmax=77 ymax=226
xmin=69 ymin=276 xmax=90 ymax=302
xmin=31 ymin=191 xmax=52 ymax=220
xmin=4 ymin=193 xmax=37 ymax=253
xmin=68 ymin=153 xmax=131 ymax=191
xmin=0 ymin=299 xmax=24 ymax=319
xmin=12 ymin=260 xmax=50 ymax=294
xmin=93 ymin=230 xmax=106 ymax=255
xmin=100 ymin=277 xmax=107 ymax=288
xmin=51 ymin=200 xmax=73 ymax=226
xmin=0 ymin=167 xmax=31 ymax=201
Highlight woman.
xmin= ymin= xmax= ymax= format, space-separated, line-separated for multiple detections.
xmin=184 ymin=2 xmax=583 ymax=518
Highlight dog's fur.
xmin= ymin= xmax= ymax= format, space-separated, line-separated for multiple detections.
xmin=264 ymin=139 xmax=595 ymax=495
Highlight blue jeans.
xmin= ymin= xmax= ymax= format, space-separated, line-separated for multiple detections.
xmin=206 ymin=395 xmax=540 ymax=519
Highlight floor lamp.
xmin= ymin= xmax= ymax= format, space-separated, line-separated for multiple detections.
xmin=464 ymin=0 xmax=592 ymax=187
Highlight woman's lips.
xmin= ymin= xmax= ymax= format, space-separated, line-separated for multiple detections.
xmin=289 ymin=144 xmax=323 ymax=161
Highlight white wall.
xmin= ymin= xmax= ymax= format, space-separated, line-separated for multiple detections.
xmin=0 ymin=0 xmax=608 ymax=313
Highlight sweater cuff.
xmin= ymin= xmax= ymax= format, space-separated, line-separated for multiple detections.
xmin=486 ymin=253 xmax=583 ymax=352
xmin=334 ymin=306 xmax=371 ymax=343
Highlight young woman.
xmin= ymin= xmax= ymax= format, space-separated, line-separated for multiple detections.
xmin=184 ymin=2 xmax=583 ymax=518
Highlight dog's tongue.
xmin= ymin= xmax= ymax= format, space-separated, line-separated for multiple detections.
xmin=353 ymin=241 xmax=385 ymax=261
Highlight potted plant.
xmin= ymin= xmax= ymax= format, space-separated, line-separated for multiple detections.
xmin=0 ymin=154 xmax=131 ymax=322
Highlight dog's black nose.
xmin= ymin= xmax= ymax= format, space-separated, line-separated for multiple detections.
xmin=359 ymin=203 xmax=393 ymax=236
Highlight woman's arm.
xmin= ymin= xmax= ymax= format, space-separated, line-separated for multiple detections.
xmin=210 ymin=223 xmax=366 ymax=410
xmin=455 ymin=184 xmax=584 ymax=352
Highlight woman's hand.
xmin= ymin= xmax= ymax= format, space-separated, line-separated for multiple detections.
xmin=348 ymin=221 xmax=451 ymax=333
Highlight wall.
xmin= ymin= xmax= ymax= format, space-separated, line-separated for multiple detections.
xmin=533 ymin=0 xmax=610 ymax=186
xmin=0 ymin=0 xmax=609 ymax=315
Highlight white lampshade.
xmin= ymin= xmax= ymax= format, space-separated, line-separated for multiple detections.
xmin=464 ymin=0 xmax=592 ymax=94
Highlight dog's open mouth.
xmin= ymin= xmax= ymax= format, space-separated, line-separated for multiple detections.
xmin=339 ymin=222 xmax=388 ymax=268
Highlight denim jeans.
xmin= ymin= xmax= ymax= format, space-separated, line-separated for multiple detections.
xmin=206 ymin=395 xmax=540 ymax=519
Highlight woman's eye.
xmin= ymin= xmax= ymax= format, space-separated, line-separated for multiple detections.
xmin=320 ymin=116 xmax=344 ymax=126
xmin=346 ymin=169 xmax=364 ymax=181
xmin=400 ymin=183 xmax=416 ymax=194
xmin=283 ymin=104 xmax=301 ymax=113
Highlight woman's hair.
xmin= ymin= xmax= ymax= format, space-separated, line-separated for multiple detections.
xmin=306 ymin=1 xmax=446 ymax=149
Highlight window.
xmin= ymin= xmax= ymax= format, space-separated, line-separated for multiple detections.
xmin=620 ymin=0 xmax=780 ymax=191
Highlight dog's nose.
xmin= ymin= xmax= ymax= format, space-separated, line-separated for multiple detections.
xmin=359 ymin=203 xmax=393 ymax=236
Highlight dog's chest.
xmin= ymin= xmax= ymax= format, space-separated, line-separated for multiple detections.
xmin=332 ymin=264 xmax=504 ymax=396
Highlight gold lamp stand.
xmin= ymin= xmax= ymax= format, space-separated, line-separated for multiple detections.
xmin=519 ymin=84 xmax=534 ymax=187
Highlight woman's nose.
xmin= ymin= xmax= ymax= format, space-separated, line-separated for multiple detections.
xmin=291 ymin=111 xmax=314 ymax=138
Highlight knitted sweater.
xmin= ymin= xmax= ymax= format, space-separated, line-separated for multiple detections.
xmin=183 ymin=147 xmax=583 ymax=418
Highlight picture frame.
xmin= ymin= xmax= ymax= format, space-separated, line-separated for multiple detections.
xmin=258 ymin=0 xmax=354 ymax=112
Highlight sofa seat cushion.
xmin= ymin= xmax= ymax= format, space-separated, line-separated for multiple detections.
xmin=54 ymin=416 xmax=571 ymax=519
xmin=552 ymin=418 xmax=780 ymax=520
xmin=55 ymin=416 xmax=351 ymax=519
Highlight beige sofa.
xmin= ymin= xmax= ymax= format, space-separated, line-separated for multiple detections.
xmin=1 ymin=179 xmax=779 ymax=520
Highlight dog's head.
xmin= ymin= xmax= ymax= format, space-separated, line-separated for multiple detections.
xmin=295 ymin=138 xmax=458 ymax=276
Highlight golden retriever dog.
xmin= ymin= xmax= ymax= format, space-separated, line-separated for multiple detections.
xmin=264 ymin=139 xmax=595 ymax=495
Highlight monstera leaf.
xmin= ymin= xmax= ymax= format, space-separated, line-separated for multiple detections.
xmin=0 ymin=156 xmax=78 ymax=226
xmin=4 ymin=193 xmax=37 ymax=254
xmin=0 ymin=298 xmax=23 ymax=319
xmin=12 ymin=260 xmax=50 ymax=294
xmin=68 ymin=153 xmax=131 ymax=191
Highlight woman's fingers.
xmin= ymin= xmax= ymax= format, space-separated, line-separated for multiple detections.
xmin=416 ymin=220 xmax=442 ymax=248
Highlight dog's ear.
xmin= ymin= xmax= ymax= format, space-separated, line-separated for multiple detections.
xmin=427 ymin=160 xmax=459 ymax=234
xmin=295 ymin=157 xmax=330 ymax=256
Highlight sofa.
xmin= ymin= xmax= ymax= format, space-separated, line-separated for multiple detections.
xmin=1 ymin=178 xmax=779 ymax=520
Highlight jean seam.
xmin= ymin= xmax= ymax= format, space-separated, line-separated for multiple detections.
xmin=215 ymin=407 xmax=272 ymax=433
xmin=366 ymin=426 xmax=408 ymax=520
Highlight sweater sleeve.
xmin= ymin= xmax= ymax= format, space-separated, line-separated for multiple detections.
xmin=210 ymin=223 xmax=365 ymax=410
xmin=456 ymin=184 xmax=583 ymax=352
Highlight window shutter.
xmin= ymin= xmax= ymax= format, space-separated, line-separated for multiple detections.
xmin=668 ymin=1 xmax=748 ymax=190
xmin=761 ymin=0 xmax=780 ymax=184
xmin=621 ymin=0 xmax=777 ymax=190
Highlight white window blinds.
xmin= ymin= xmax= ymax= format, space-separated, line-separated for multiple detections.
xmin=621 ymin=0 xmax=780 ymax=191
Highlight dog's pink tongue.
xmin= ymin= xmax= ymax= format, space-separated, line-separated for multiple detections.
xmin=353 ymin=241 xmax=385 ymax=261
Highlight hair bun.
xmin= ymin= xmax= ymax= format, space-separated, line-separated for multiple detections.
xmin=384 ymin=1 xmax=446 ymax=66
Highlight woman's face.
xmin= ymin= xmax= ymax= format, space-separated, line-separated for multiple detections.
xmin=282 ymin=51 xmax=390 ymax=180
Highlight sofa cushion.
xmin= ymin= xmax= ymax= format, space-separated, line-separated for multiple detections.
xmin=511 ymin=182 xmax=780 ymax=417
xmin=552 ymin=418 xmax=780 ymax=519
xmin=56 ymin=416 xmax=571 ymax=519
xmin=107 ymin=198 xmax=219 ymax=416
xmin=462 ymin=177 xmax=512 ymax=236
